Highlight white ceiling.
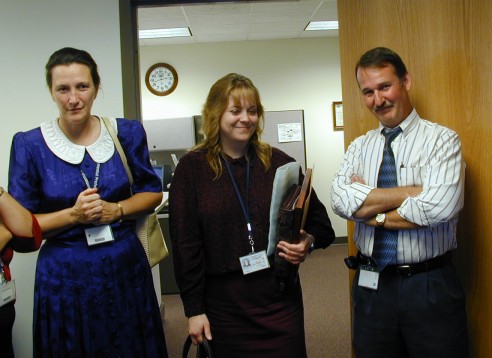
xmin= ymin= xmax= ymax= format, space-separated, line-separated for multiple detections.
xmin=138 ymin=0 xmax=338 ymax=46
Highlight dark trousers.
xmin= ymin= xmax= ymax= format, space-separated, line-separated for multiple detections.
xmin=352 ymin=263 xmax=469 ymax=358
xmin=0 ymin=301 xmax=15 ymax=358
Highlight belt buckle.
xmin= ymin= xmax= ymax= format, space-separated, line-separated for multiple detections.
xmin=396 ymin=265 xmax=412 ymax=277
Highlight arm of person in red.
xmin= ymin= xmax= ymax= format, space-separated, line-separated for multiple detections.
xmin=0 ymin=186 xmax=42 ymax=253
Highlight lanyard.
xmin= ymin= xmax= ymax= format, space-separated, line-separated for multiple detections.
xmin=80 ymin=163 xmax=101 ymax=189
xmin=223 ymin=155 xmax=255 ymax=253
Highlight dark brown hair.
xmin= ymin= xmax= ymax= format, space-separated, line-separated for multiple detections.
xmin=46 ymin=47 xmax=101 ymax=90
xmin=355 ymin=47 xmax=408 ymax=81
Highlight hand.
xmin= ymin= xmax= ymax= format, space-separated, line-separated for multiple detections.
xmin=188 ymin=314 xmax=212 ymax=345
xmin=351 ymin=175 xmax=366 ymax=184
xmin=95 ymin=201 xmax=121 ymax=225
xmin=72 ymin=188 xmax=103 ymax=224
xmin=277 ymin=230 xmax=313 ymax=264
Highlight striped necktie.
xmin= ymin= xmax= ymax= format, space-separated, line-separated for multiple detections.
xmin=373 ymin=127 xmax=402 ymax=270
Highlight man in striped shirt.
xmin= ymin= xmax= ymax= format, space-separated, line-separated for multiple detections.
xmin=331 ymin=47 xmax=468 ymax=357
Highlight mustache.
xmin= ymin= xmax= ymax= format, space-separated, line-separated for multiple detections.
xmin=374 ymin=103 xmax=392 ymax=112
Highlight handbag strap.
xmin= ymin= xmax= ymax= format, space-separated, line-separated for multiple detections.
xmin=182 ymin=336 xmax=214 ymax=358
xmin=101 ymin=116 xmax=134 ymax=185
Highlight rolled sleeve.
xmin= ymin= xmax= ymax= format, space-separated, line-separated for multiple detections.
xmin=331 ymin=136 xmax=375 ymax=220
xmin=397 ymin=130 xmax=465 ymax=227
xmin=332 ymin=181 xmax=373 ymax=220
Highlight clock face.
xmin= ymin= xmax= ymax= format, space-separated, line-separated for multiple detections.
xmin=145 ymin=63 xmax=178 ymax=96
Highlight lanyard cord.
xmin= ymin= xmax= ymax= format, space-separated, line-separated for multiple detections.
xmin=223 ymin=155 xmax=255 ymax=253
xmin=80 ymin=163 xmax=101 ymax=189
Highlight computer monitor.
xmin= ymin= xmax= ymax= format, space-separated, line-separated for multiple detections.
xmin=152 ymin=164 xmax=172 ymax=191
xmin=152 ymin=165 xmax=165 ymax=191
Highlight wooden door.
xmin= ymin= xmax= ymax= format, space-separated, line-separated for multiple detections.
xmin=337 ymin=0 xmax=492 ymax=356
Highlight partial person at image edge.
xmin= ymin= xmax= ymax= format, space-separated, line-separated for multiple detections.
xmin=0 ymin=187 xmax=42 ymax=358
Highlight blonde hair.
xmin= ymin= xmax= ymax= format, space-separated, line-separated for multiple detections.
xmin=193 ymin=73 xmax=272 ymax=178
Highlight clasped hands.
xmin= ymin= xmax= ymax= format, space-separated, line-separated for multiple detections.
xmin=72 ymin=188 xmax=121 ymax=225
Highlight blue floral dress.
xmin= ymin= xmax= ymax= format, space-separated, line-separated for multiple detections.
xmin=8 ymin=117 xmax=168 ymax=358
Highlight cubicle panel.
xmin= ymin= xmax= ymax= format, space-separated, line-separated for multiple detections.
xmin=262 ymin=110 xmax=306 ymax=171
xmin=143 ymin=117 xmax=195 ymax=151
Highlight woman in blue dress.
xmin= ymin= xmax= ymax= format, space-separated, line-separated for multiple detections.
xmin=8 ymin=47 xmax=168 ymax=357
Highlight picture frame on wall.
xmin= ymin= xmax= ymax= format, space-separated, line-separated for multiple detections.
xmin=332 ymin=101 xmax=343 ymax=131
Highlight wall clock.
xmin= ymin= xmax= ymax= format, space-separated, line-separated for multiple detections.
xmin=145 ymin=63 xmax=178 ymax=96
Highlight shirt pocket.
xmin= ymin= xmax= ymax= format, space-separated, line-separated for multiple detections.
xmin=399 ymin=165 xmax=427 ymax=186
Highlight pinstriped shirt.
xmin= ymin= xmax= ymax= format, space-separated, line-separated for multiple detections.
xmin=331 ymin=109 xmax=465 ymax=264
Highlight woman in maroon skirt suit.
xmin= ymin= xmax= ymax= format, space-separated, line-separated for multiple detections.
xmin=169 ymin=73 xmax=336 ymax=357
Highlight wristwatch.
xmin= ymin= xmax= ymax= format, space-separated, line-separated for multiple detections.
xmin=308 ymin=235 xmax=315 ymax=255
xmin=375 ymin=213 xmax=386 ymax=227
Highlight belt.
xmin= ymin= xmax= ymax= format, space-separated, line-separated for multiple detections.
xmin=383 ymin=252 xmax=452 ymax=277
xmin=346 ymin=251 xmax=452 ymax=277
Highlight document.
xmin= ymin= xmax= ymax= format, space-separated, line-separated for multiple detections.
xmin=272 ymin=167 xmax=313 ymax=290
xmin=267 ymin=162 xmax=301 ymax=256
xmin=275 ymin=167 xmax=313 ymax=246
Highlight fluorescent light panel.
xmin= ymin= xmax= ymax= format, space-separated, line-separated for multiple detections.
xmin=139 ymin=27 xmax=191 ymax=39
xmin=305 ymin=21 xmax=338 ymax=31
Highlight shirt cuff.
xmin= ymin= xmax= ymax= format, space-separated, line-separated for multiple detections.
xmin=351 ymin=182 xmax=373 ymax=204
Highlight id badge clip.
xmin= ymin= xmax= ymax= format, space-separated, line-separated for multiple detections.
xmin=240 ymin=250 xmax=270 ymax=275
xmin=358 ymin=264 xmax=379 ymax=290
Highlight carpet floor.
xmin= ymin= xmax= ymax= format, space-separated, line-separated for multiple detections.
xmin=162 ymin=243 xmax=351 ymax=358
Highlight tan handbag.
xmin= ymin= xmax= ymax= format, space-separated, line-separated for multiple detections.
xmin=102 ymin=117 xmax=168 ymax=267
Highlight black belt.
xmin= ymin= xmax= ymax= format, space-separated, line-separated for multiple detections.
xmin=345 ymin=251 xmax=452 ymax=277
xmin=383 ymin=252 xmax=452 ymax=277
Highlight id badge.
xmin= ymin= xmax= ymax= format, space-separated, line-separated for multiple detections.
xmin=358 ymin=264 xmax=379 ymax=290
xmin=240 ymin=250 xmax=270 ymax=275
xmin=85 ymin=225 xmax=114 ymax=246
xmin=0 ymin=280 xmax=16 ymax=307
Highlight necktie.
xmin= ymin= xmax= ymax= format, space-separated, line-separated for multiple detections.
xmin=372 ymin=127 xmax=402 ymax=270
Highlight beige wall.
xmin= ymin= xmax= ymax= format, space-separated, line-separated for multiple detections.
xmin=337 ymin=0 xmax=492 ymax=356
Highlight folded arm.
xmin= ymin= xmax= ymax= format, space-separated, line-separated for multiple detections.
xmin=0 ymin=187 xmax=34 ymax=237
xmin=0 ymin=221 xmax=13 ymax=252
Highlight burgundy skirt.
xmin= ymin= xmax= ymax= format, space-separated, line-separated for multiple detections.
xmin=205 ymin=268 xmax=307 ymax=358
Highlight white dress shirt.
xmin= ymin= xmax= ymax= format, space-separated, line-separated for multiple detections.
xmin=331 ymin=109 xmax=465 ymax=264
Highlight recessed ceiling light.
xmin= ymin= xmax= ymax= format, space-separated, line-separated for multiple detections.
xmin=139 ymin=27 xmax=192 ymax=39
xmin=305 ymin=21 xmax=339 ymax=31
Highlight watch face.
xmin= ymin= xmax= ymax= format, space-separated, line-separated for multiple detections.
xmin=376 ymin=213 xmax=386 ymax=225
xmin=146 ymin=63 xmax=178 ymax=96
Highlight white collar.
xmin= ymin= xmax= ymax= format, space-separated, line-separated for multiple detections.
xmin=40 ymin=117 xmax=116 ymax=164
